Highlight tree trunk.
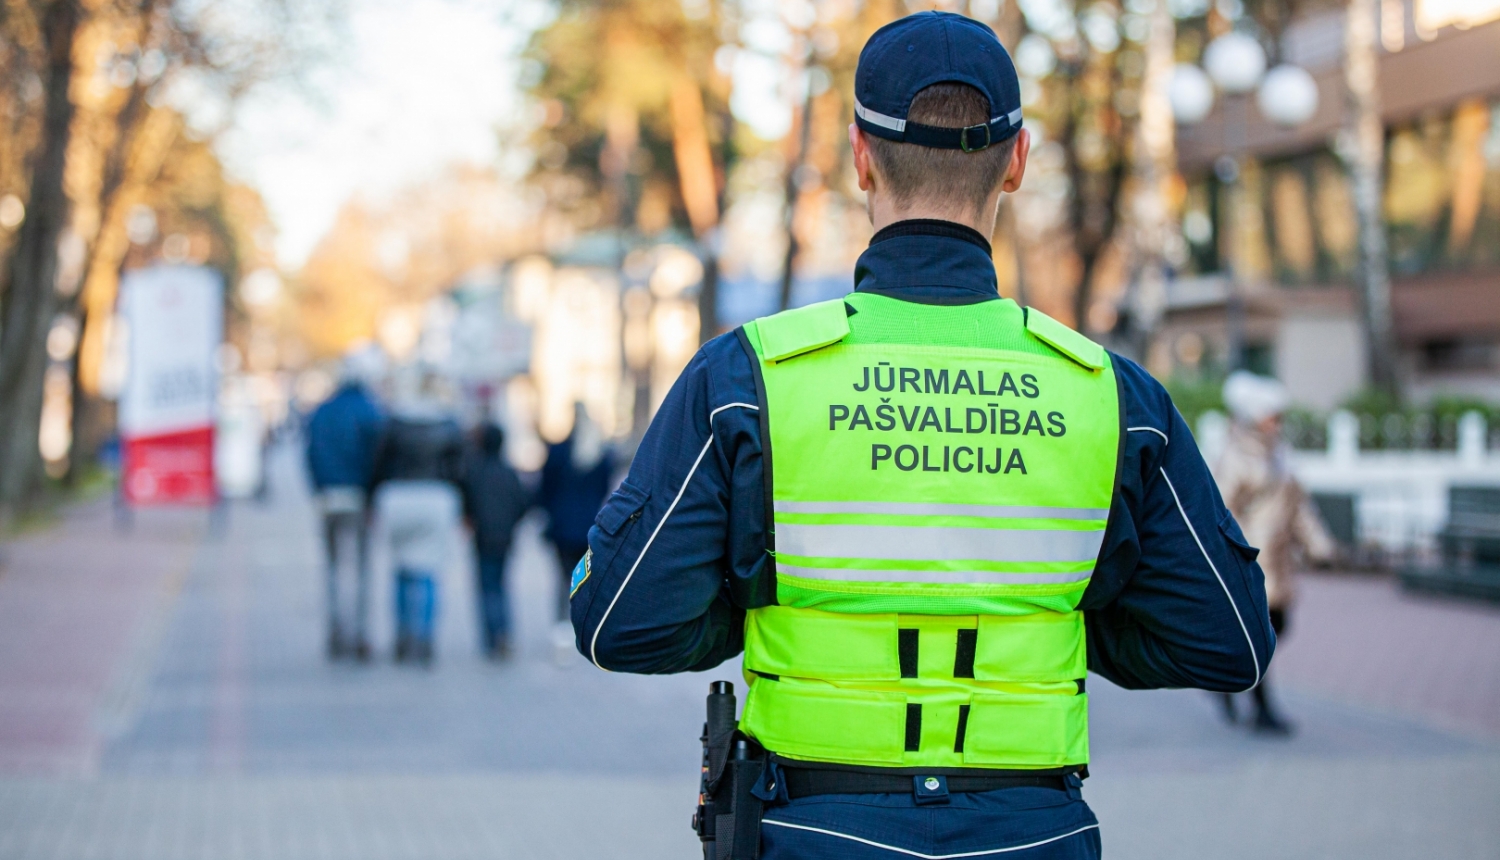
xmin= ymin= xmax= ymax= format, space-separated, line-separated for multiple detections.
xmin=1344 ymin=0 xmax=1397 ymax=395
xmin=667 ymin=76 xmax=724 ymax=344
xmin=1117 ymin=0 xmax=1177 ymax=360
xmin=1066 ymin=131 xmax=1129 ymax=333
xmin=697 ymin=253 xmax=719 ymax=343
xmin=0 ymin=0 xmax=81 ymax=515
xmin=778 ymin=74 xmax=815 ymax=312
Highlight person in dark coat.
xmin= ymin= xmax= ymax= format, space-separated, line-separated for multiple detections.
xmin=304 ymin=348 xmax=385 ymax=661
xmin=538 ymin=404 xmax=614 ymax=661
xmin=461 ymin=423 xmax=528 ymax=660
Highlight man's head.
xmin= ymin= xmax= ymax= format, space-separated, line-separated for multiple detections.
xmin=848 ymin=12 xmax=1031 ymax=230
xmin=1223 ymin=371 xmax=1291 ymax=437
xmin=479 ymin=422 xmax=505 ymax=458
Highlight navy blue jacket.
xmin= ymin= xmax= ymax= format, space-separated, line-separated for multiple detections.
xmin=305 ymin=383 xmax=384 ymax=491
xmin=573 ymin=220 xmax=1274 ymax=695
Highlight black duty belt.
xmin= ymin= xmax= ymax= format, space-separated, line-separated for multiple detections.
xmin=781 ymin=766 xmax=1071 ymax=800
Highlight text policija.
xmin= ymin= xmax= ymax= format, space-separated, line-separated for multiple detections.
xmin=832 ymin=363 xmax=1068 ymax=475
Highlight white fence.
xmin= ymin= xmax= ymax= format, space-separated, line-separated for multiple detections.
xmin=1197 ymin=411 xmax=1500 ymax=558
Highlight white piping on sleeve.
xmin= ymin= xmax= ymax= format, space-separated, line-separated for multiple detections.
xmin=1159 ymin=467 xmax=1262 ymax=692
xmin=762 ymin=820 xmax=1100 ymax=858
xmin=586 ymin=402 xmax=760 ymax=670
xmin=1127 ymin=426 xmax=1169 ymax=444
xmin=708 ymin=402 xmax=761 ymax=420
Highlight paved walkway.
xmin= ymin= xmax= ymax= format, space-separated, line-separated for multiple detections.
xmin=0 ymin=443 xmax=1497 ymax=859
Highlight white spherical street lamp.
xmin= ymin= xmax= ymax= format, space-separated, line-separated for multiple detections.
xmin=1203 ymin=31 xmax=1267 ymax=94
xmin=1169 ymin=63 xmax=1216 ymax=125
xmin=1163 ymin=31 xmax=1317 ymax=376
xmin=1257 ymin=64 xmax=1320 ymax=127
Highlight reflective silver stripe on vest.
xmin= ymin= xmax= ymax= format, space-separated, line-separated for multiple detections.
xmin=775 ymin=523 xmax=1104 ymax=564
xmin=773 ymin=501 xmax=1110 ymax=521
xmin=776 ymin=564 xmax=1093 ymax=585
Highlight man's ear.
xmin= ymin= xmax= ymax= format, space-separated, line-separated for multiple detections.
xmin=849 ymin=124 xmax=875 ymax=192
xmin=1000 ymin=128 xmax=1031 ymax=194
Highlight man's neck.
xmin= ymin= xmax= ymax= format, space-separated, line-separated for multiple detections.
xmin=868 ymin=199 xmax=997 ymax=239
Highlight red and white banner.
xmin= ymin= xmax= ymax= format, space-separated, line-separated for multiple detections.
xmin=118 ymin=266 xmax=223 ymax=506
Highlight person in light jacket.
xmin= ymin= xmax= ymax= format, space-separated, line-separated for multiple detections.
xmin=370 ymin=369 xmax=465 ymax=665
xmin=1214 ymin=371 xmax=1337 ymax=734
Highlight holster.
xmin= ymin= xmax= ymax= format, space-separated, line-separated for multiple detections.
xmin=694 ymin=683 xmax=765 ymax=860
xmin=705 ymin=736 xmax=765 ymax=860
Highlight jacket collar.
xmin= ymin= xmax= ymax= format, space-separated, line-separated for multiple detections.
xmin=853 ymin=219 xmax=999 ymax=305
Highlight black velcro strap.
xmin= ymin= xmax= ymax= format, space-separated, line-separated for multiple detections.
xmin=898 ymin=629 xmax=919 ymax=678
xmin=901 ymin=119 xmax=1018 ymax=152
xmin=954 ymin=629 xmax=977 ymax=679
xmin=782 ymin=766 xmax=1068 ymax=799
xmin=904 ymin=704 xmax=922 ymax=752
xmin=954 ymin=704 xmax=971 ymax=753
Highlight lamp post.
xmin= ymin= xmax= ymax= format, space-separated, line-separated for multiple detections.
xmin=1170 ymin=31 xmax=1318 ymax=374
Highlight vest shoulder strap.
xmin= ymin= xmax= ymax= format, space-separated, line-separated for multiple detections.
xmin=1024 ymin=308 xmax=1105 ymax=371
xmin=756 ymin=299 xmax=851 ymax=362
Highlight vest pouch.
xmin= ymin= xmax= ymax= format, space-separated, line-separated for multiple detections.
xmin=742 ymin=678 xmax=908 ymax=764
xmin=962 ymin=692 xmax=1089 ymax=768
xmin=744 ymin=606 xmax=902 ymax=681
xmin=972 ymin=612 xmax=1086 ymax=683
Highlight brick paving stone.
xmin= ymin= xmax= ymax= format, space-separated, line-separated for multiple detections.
xmin=0 ymin=773 xmax=699 ymax=860
xmin=1272 ymin=571 xmax=1500 ymax=739
xmin=0 ymin=500 xmax=202 ymax=775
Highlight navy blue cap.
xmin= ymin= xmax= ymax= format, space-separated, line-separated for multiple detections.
xmin=854 ymin=12 xmax=1023 ymax=152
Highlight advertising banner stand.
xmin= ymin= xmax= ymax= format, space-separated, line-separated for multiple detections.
xmin=116 ymin=265 xmax=224 ymax=530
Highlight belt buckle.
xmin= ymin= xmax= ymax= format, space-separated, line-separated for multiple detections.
xmin=913 ymin=774 xmax=950 ymax=805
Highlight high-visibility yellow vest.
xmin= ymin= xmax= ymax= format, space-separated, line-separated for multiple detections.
xmin=738 ymin=292 xmax=1120 ymax=770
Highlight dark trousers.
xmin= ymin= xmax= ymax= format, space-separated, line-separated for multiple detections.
xmin=475 ymin=551 xmax=512 ymax=649
xmin=1253 ymin=607 xmax=1288 ymax=714
xmin=760 ymin=786 xmax=1101 ymax=858
xmin=1222 ymin=607 xmax=1289 ymax=721
xmin=322 ymin=511 xmax=370 ymax=646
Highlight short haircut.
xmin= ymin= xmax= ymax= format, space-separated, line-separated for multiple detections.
xmin=866 ymin=82 xmax=1016 ymax=215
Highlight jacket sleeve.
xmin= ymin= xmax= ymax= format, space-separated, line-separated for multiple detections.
xmin=1292 ymin=491 xmax=1338 ymax=565
xmin=570 ymin=336 xmax=765 ymax=674
xmin=1082 ymin=359 xmax=1276 ymax=693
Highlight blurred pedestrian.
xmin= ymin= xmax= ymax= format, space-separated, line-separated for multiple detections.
xmin=304 ymin=345 xmax=386 ymax=662
xmin=370 ymin=369 xmax=465 ymax=665
xmin=1214 ymin=370 xmax=1337 ymax=734
xmin=538 ymin=403 xmax=613 ymax=662
xmin=461 ymin=422 xmax=528 ymax=660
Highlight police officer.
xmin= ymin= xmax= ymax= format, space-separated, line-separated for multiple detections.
xmin=570 ymin=12 xmax=1274 ymax=858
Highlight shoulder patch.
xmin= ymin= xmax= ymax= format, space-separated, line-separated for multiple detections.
xmin=1024 ymin=308 xmax=1105 ymax=371
xmin=569 ymin=550 xmax=591 ymax=598
xmin=755 ymin=299 xmax=851 ymax=362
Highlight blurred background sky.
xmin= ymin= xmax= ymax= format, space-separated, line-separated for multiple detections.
xmin=221 ymin=0 xmax=539 ymax=267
